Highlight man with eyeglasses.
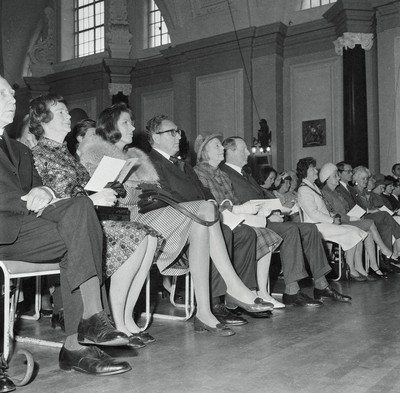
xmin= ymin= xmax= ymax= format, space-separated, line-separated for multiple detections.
xmin=335 ymin=162 xmax=357 ymax=209
xmin=146 ymin=114 xmax=265 ymax=325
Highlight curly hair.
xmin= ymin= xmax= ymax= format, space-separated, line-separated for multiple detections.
xmin=146 ymin=114 xmax=169 ymax=145
xmin=96 ymin=103 xmax=133 ymax=145
xmin=29 ymin=94 xmax=67 ymax=140
xmin=296 ymin=157 xmax=316 ymax=180
xmin=352 ymin=166 xmax=369 ymax=184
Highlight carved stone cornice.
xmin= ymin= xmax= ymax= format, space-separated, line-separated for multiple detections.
xmin=108 ymin=83 xmax=132 ymax=96
xmin=103 ymin=58 xmax=136 ymax=84
xmin=252 ymin=22 xmax=288 ymax=58
xmin=285 ymin=19 xmax=337 ymax=58
xmin=323 ymin=0 xmax=375 ymax=36
xmin=333 ymin=32 xmax=374 ymax=55
xmin=23 ymin=77 xmax=50 ymax=97
xmin=372 ymin=0 xmax=400 ymax=32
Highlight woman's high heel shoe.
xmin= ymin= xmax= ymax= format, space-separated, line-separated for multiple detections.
xmin=369 ymin=268 xmax=388 ymax=279
xmin=193 ymin=317 xmax=235 ymax=337
xmin=225 ymin=293 xmax=273 ymax=312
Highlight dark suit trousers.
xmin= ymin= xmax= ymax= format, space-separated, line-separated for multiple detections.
xmin=0 ymin=197 xmax=103 ymax=335
xmin=210 ymin=223 xmax=257 ymax=297
xmin=267 ymin=222 xmax=331 ymax=284
xmin=365 ymin=211 xmax=400 ymax=249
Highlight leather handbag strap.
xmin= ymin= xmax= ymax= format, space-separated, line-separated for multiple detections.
xmin=148 ymin=193 xmax=220 ymax=227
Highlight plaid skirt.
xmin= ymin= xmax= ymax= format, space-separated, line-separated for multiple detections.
xmin=252 ymin=227 xmax=282 ymax=260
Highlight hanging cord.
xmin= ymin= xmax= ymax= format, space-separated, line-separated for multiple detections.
xmin=226 ymin=0 xmax=261 ymax=121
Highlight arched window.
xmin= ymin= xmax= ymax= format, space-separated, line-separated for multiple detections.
xmin=148 ymin=0 xmax=170 ymax=48
xmin=301 ymin=0 xmax=336 ymax=10
xmin=74 ymin=0 xmax=105 ymax=57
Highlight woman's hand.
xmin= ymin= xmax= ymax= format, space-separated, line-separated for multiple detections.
xmin=269 ymin=212 xmax=284 ymax=222
xmin=233 ymin=201 xmax=262 ymax=215
xmin=89 ymin=188 xmax=117 ymax=206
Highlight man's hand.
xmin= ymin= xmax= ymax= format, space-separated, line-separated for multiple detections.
xmin=21 ymin=187 xmax=53 ymax=212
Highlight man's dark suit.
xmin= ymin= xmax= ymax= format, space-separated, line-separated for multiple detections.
xmin=335 ymin=183 xmax=356 ymax=209
xmin=220 ymin=163 xmax=331 ymax=284
xmin=0 ymin=132 xmax=103 ymax=335
xmin=148 ymin=149 xmax=258 ymax=296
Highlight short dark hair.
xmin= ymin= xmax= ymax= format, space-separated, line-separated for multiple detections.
xmin=336 ymin=161 xmax=350 ymax=172
xmin=146 ymin=114 xmax=169 ymax=145
xmin=258 ymin=165 xmax=277 ymax=186
xmin=29 ymin=94 xmax=67 ymax=140
xmin=392 ymin=163 xmax=400 ymax=173
xmin=96 ymin=103 xmax=133 ymax=144
xmin=223 ymin=136 xmax=245 ymax=158
xmin=66 ymin=118 xmax=96 ymax=156
xmin=296 ymin=157 xmax=316 ymax=180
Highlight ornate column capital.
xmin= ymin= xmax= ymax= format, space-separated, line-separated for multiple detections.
xmin=333 ymin=32 xmax=374 ymax=55
xmin=108 ymin=83 xmax=132 ymax=97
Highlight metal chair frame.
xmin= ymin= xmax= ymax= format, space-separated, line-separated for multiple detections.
xmin=0 ymin=260 xmax=62 ymax=361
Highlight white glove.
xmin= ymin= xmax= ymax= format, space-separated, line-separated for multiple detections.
xmin=232 ymin=201 xmax=262 ymax=215
xmin=89 ymin=188 xmax=117 ymax=206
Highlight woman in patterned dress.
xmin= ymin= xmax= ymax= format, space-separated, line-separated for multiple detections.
xmin=79 ymin=103 xmax=274 ymax=337
xmin=192 ymin=134 xmax=284 ymax=308
xmin=30 ymin=94 xmax=163 ymax=348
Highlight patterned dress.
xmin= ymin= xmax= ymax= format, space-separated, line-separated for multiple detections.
xmin=194 ymin=162 xmax=282 ymax=260
xmin=32 ymin=137 xmax=163 ymax=278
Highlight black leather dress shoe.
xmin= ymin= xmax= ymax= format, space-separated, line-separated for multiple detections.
xmin=193 ymin=317 xmax=235 ymax=337
xmin=242 ymin=310 xmax=273 ymax=318
xmin=212 ymin=303 xmax=248 ymax=325
xmin=59 ymin=345 xmax=131 ymax=376
xmin=77 ymin=311 xmax=129 ymax=346
xmin=282 ymin=291 xmax=322 ymax=307
xmin=0 ymin=370 xmax=15 ymax=393
xmin=127 ymin=335 xmax=145 ymax=349
xmin=314 ymin=286 xmax=352 ymax=302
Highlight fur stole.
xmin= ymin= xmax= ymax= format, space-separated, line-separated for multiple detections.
xmin=79 ymin=135 xmax=159 ymax=183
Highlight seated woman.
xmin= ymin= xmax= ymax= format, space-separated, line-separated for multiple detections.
xmin=65 ymin=118 xmax=96 ymax=158
xmin=319 ymin=163 xmax=392 ymax=279
xmin=352 ymin=166 xmax=400 ymax=272
xmin=296 ymin=158 xmax=368 ymax=281
xmin=258 ymin=167 xmax=299 ymax=221
xmin=79 ymin=103 xmax=272 ymax=337
xmin=192 ymin=135 xmax=283 ymax=308
xmin=30 ymin=94 xmax=163 ymax=348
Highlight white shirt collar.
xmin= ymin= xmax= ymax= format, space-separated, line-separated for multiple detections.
xmin=153 ymin=147 xmax=171 ymax=161
xmin=0 ymin=128 xmax=4 ymax=137
xmin=225 ymin=162 xmax=242 ymax=174
xmin=339 ymin=180 xmax=349 ymax=190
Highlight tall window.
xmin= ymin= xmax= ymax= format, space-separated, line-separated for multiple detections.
xmin=74 ymin=0 xmax=105 ymax=58
xmin=301 ymin=0 xmax=336 ymax=10
xmin=148 ymin=0 xmax=170 ymax=48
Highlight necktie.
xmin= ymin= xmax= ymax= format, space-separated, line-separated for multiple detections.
xmin=241 ymin=168 xmax=250 ymax=180
xmin=170 ymin=156 xmax=185 ymax=172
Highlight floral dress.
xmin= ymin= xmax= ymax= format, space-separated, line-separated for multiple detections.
xmin=32 ymin=137 xmax=163 ymax=278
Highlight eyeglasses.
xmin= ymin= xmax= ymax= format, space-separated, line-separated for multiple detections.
xmin=155 ymin=128 xmax=182 ymax=137
xmin=340 ymin=169 xmax=354 ymax=174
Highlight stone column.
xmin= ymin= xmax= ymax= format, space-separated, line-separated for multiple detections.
xmin=334 ymin=32 xmax=374 ymax=167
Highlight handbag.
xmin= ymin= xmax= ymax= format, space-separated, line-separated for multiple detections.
xmin=70 ymin=184 xmax=130 ymax=221
xmin=137 ymin=183 xmax=220 ymax=227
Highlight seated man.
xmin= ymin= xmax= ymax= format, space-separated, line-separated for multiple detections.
xmin=0 ymin=75 xmax=131 ymax=378
xmin=220 ymin=136 xmax=351 ymax=306
xmin=145 ymin=115 xmax=266 ymax=324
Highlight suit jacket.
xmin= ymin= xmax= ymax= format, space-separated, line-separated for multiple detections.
xmin=0 ymin=132 xmax=42 ymax=244
xmin=219 ymin=163 xmax=267 ymax=203
xmin=148 ymin=149 xmax=214 ymax=202
xmin=335 ymin=183 xmax=356 ymax=209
